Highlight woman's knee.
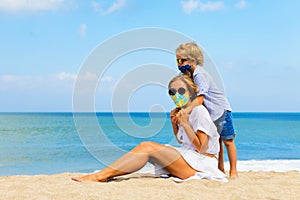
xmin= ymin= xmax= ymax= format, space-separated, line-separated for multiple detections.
xmin=137 ymin=141 xmax=162 ymax=153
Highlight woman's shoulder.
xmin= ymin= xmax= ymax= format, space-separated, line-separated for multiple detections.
xmin=191 ymin=105 xmax=210 ymax=116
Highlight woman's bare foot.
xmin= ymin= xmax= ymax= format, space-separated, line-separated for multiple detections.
xmin=71 ymin=174 xmax=106 ymax=182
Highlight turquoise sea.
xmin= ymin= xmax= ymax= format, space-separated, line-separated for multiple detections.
xmin=0 ymin=112 xmax=300 ymax=175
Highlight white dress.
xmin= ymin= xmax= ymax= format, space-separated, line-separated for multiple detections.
xmin=155 ymin=105 xmax=227 ymax=182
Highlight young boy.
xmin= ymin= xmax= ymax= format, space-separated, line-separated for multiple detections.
xmin=175 ymin=42 xmax=238 ymax=178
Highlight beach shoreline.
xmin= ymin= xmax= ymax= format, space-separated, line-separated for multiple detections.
xmin=1 ymin=171 xmax=299 ymax=200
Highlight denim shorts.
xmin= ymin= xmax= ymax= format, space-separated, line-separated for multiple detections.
xmin=214 ymin=110 xmax=236 ymax=140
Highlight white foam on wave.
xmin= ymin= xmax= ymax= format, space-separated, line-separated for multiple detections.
xmin=93 ymin=159 xmax=300 ymax=175
xmin=225 ymin=160 xmax=300 ymax=172
xmin=137 ymin=159 xmax=300 ymax=174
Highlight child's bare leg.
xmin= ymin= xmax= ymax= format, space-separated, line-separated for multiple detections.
xmin=72 ymin=141 xmax=197 ymax=182
xmin=223 ymin=139 xmax=238 ymax=178
xmin=218 ymin=138 xmax=225 ymax=173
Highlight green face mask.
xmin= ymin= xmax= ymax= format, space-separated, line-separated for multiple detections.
xmin=170 ymin=93 xmax=190 ymax=108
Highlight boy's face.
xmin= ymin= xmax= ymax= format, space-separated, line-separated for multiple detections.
xmin=176 ymin=54 xmax=190 ymax=67
xmin=176 ymin=54 xmax=196 ymax=74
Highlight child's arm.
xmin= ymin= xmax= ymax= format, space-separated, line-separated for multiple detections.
xmin=184 ymin=95 xmax=204 ymax=114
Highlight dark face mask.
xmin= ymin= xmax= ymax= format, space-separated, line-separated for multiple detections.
xmin=178 ymin=64 xmax=192 ymax=73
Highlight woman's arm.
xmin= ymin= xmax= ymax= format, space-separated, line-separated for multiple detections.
xmin=177 ymin=109 xmax=208 ymax=153
xmin=195 ymin=130 xmax=208 ymax=154
xmin=170 ymin=108 xmax=181 ymax=143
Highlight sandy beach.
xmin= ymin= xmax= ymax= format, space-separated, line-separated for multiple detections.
xmin=1 ymin=171 xmax=299 ymax=200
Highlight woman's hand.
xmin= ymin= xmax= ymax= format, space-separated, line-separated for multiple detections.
xmin=170 ymin=108 xmax=180 ymax=124
xmin=176 ymin=109 xmax=189 ymax=125
xmin=170 ymin=108 xmax=180 ymax=140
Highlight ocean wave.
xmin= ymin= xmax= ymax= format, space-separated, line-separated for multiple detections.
xmin=137 ymin=159 xmax=300 ymax=174
xmin=225 ymin=159 xmax=300 ymax=172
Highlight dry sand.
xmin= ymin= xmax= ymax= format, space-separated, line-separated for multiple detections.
xmin=1 ymin=171 xmax=299 ymax=200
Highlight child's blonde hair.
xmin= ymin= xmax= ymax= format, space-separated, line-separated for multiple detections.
xmin=176 ymin=42 xmax=204 ymax=66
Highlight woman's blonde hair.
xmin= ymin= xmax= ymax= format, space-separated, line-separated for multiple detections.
xmin=168 ymin=75 xmax=198 ymax=101
xmin=176 ymin=42 xmax=204 ymax=66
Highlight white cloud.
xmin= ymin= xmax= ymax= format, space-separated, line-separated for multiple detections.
xmin=0 ymin=74 xmax=43 ymax=91
xmin=181 ymin=0 xmax=224 ymax=13
xmin=100 ymin=76 xmax=113 ymax=82
xmin=235 ymin=0 xmax=247 ymax=9
xmin=55 ymin=72 xmax=77 ymax=81
xmin=91 ymin=1 xmax=102 ymax=13
xmin=0 ymin=75 xmax=20 ymax=82
xmin=0 ymin=73 xmax=116 ymax=111
xmin=79 ymin=23 xmax=87 ymax=38
xmin=0 ymin=72 xmax=113 ymax=92
xmin=199 ymin=1 xmax=224 ymax=12
xmin=0 ymin=73 xmax=77 ymax=84
xmin=0 ymin=0 xmax=66 ymax=12
xmin=105 ymin=0 xmax=126 ymax=15
xmin=53 ymin=72 xmax=99 ymax=81
xmin=181 ymin=0 xmax=199 ymax=14
xmin=0 ymin=74 xmax=37 ymax=83
xmin=76 ymin=72 xmax=98 ymax=81
xmin=92 ymin=0 xmax=126 ymax=15
xmin=53 ymin=72 xmax=114 ymax=82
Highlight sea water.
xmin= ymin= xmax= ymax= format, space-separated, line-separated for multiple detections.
xmin=0 ymin=112 xmax=299 ymax=175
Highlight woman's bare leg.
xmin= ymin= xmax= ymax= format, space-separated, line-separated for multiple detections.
xmin=72 ymin=141 xmax=197 ymax=182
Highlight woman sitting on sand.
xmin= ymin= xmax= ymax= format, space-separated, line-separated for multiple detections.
xmin=72 ymin=75 xmax=226 ymax=182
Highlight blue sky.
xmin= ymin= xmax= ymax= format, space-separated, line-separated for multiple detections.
xmin=0 ymin=0 xmax=299 ymax=112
